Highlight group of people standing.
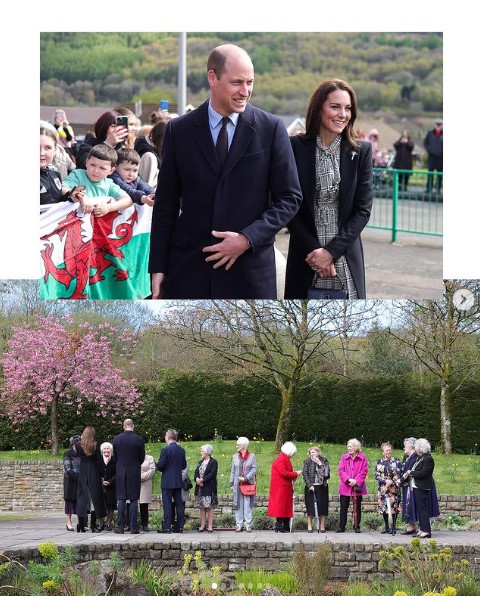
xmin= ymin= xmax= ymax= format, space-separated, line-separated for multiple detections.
xmin=64 ymin=427 xmax=438 ymax=537
xmin=63 ymin=420 xmax=151 ymax=533
xmin=266 ymin=437 xmax=439 ymax=538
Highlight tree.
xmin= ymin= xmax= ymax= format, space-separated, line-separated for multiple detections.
xmin=154 ymin=299 xmax=376 ymax=449
xmin=1 ymin=315 xmax=142 ymax=454
xmin=389 ymin=280 xmax=480 ymax=454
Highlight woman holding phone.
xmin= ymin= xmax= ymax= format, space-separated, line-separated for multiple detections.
xmin=75 ymin=110 xmax=130 ymax=169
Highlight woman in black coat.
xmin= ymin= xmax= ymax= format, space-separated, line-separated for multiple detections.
xmin=402 ymin=438 xmax=437 ymax=538
xmin=194 ymin=444 xmax=218 ymax=533
xmin=285 ymin=78 xmax=372 ymax=299
xmin=98 ymin=441 xmax=116 ymax=531
xmin=63 ymin=434 xmax=81 ymax=531
xmin=393 ymin=130 xmax=414 ymax=191
xmin=76 ymin=426 xmax=106 ymax=532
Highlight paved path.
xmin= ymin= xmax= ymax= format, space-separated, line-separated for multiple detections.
xmin=1 ymin=511 xmax=478 ymax=553
xmin=275 ymin=228 xmax=443 ymax=300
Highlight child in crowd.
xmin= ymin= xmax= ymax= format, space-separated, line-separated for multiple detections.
xmin=61 ymin=144 xmax=133 ymax=216
xmin=110 ymin=148 xmax=155 ymax=206
xmin=40 ymin=127 xmax=63 ymax=205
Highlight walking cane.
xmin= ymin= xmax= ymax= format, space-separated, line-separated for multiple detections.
xmin=313 ymin=488 xmax=320 ymax=533
xmin=290 ymin=481 xmax=295 ymax=532
xmin=386 ymin=494 xmax=393 ymax=530
xmin=352 ymin=487 xmax=358 ymax=530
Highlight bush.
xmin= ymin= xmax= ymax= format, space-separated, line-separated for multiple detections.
xmin=379 ymin=538 xmax=475 ymax=593
xmin=290 ymin=542 xmax=332 ymax=595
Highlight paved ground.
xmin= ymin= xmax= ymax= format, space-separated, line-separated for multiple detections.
xmin=275 ymin=227 xmax=443 ymax=300
xmin=1 ymin=511 xmax=478 ymax=553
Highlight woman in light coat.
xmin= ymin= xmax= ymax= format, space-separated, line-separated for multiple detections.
xmin=230 ymin=437 xmax=257 ymax=532
xmin=139 ymin=453 xmax=156 ymax=531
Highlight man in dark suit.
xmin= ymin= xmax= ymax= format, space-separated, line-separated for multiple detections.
xmin=113 ymin=419 xmax=145 ymax=534
xmin=156 ymin=428 xmax=187 ymax=533
xmin=148 ymin=43 xmax=302 ymax=299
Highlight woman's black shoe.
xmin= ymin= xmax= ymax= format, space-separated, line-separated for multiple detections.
xmin=401 ymin=529 xmax=416 ymax=535
xmin=66 ymin=525 xmax=74 ymax=532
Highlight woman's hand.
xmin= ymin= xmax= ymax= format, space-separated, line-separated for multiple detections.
xmin=105 ymin=124 xmax=129 ymax=147
xmin=305 ymin=248 xmax=336 ymax=277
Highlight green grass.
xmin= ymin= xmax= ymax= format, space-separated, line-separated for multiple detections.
xmin=2 ymin=441 xmax=479 ymax=495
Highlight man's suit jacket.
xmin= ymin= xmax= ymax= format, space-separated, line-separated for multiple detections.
xmin=156 ymin=442 xmax=187 ymax=490
xmin=148 ymin=100 xmax=302 ymax=299
xmin=285 ymin=136 xmax=372 ymax=299
xmin=112 ymin=430 xmax=145 ymax=501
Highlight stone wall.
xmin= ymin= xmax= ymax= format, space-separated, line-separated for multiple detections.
xmin=3 ymin=539 xmax=480 ymax=583
xmin=1 ymin=462 xmax=480 ymax=521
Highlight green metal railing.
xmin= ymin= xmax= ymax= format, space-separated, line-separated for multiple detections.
xmin=367 ymin=168 xmax=443 ymax=242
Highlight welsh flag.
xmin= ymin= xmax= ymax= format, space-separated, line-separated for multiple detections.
xmin=40 ymin=202 xmax=152 ymax=299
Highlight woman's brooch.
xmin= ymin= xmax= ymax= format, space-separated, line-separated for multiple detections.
xmin=351 ymin=151 xmax=358 ymax=161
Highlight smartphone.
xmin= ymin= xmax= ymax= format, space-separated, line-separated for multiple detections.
xmin=160 ymin=100 xmax=169 ymax=111
xmin=115 ymin=115 xmax=129 ymax=127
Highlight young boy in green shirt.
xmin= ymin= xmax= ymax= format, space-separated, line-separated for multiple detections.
xmin=62 ymin=144 xmax=133 ymax=216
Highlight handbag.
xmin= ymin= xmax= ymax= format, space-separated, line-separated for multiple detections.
xmin=307 ymin=274 xmax=348 ymax=300
xmin=182 ymin=475 xmax=193 ymax=491
xmin=354 ymin=483 xmax=363 ymax=494
xmin=240 ymin=482 xmax=257 ymax=496
xmin=239 ymin=460 xmax=256 ymax=496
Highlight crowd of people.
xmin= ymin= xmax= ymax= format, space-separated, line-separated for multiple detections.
xmin=356 ymin=120 xmax=443 ymax=195
xmin=63 ymin=426 xmax=439 ymax=538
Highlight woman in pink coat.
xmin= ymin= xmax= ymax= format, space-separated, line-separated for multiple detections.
xmin=267 ymin=442 xmax=301 ymax=533
xmin=337 ymin=438 xmax=368 ymax=533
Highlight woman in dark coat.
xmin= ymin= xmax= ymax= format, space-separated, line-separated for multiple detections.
xmin=76 ymin=426 xmax=106 ymax=532
xmin=402 ymin=438 xmax=439 ymax=538
xmin=194 ymin=444 xmax=218 ymax=533
xmin=63 ymin=434 xmax=81 ymax=531
xmin=393 ymin=130 xmax=414 ymax=191
xmin=98 ymin=441 xmax=116 ymax=531
xmin=267 ymin=442 xmax=301 ymax=533
xmin=285 ymin=78 xmax=372 ymax=299
xmin=302 ymin=446 xmax=329 ymax=533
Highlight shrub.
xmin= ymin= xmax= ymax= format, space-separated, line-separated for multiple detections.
xmin=379 ymin=538 xmax=475 ymax=593
xmin=290 ymin=542 xmax=332 ymax=595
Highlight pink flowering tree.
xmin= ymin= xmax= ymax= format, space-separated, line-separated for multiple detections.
xmin=1 ymin=315 xmax=142 ymax=454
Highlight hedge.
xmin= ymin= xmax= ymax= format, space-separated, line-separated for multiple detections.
xmin=1 ymin=371 xmax=478 ymax=453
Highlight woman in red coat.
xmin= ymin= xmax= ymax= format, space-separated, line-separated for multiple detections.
xmin=267 ymin=442 xmax=301 ymax=533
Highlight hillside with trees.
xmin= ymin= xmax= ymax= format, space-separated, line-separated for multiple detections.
xmin=40 ymin=32 xmax=442 ymax=117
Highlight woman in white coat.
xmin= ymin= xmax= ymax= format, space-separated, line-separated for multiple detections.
xmin=139 ymin=453 xmax=156 ymax=532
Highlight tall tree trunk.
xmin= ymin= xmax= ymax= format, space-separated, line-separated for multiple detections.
xmin=275 ymin=385 xmax=294 ymax=450
xmin=50 ymin=394 xmax=59 ymax=455
xmin=440 ymin=379 xmax=452 ymax=455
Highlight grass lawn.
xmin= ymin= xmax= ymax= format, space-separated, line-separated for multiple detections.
xmin=2 ymin=441 xmax=479 ymax=496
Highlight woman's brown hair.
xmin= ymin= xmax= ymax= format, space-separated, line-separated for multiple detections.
xmin=303 ymin=78 xmax=359 ymax=149
xmin=80 ymin=426 xmax=96 ymax=456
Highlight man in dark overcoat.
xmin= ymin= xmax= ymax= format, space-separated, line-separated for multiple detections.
xmin=156 ymin=428 xmax=187 ymax=533
xmin=113 ymin=418 xmax=145 ymax=534
xmin=148 ymin=43 xmax=302 ymax=299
